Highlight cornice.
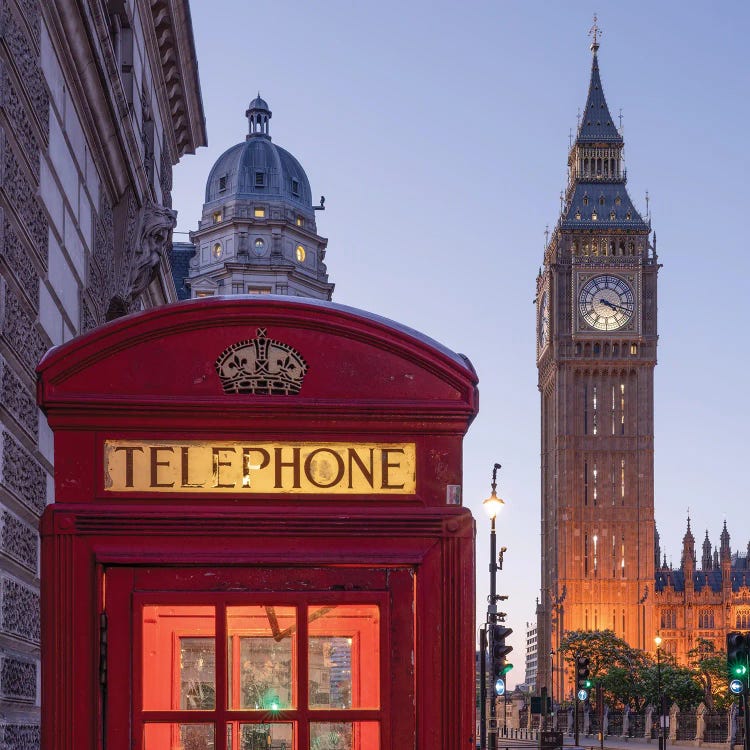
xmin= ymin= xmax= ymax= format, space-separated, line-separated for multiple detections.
xmin=139 ymin=0 xmax=206 ymax=159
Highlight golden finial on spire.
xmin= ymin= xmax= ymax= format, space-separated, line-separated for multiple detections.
xmin=589 ymin=13 xmax=602 ymax=53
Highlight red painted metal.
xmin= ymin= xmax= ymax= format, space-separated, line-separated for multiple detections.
xmin=38 ymin=297 xmax=478 ymax=750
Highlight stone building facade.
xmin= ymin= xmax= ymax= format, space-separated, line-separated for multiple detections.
xmin=0 ymin=0 xmax=204 ymax=745
xmin=170 ymin=95 xmax=333 ymax=301
xmin=654 ymin=519 xmax=750 ymax=664
xmin=535 ymin=30 xmax=658 ymax=701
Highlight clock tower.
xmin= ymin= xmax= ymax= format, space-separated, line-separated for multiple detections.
xmin=536 ymin=31 xmax=659 ymax=699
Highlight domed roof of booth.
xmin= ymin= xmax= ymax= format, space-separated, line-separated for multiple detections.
xmin=204 ymin=94 xmax=317 ymax=211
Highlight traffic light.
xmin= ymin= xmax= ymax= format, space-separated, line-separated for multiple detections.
xmin=576 ymin=655 xmax=592 ymax=691
xmin=727 ymin=631 xmax=749 ymax=690
xmin=489 ymin=624 xmax=513 ymax=680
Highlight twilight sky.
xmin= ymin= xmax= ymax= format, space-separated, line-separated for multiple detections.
xmin=171 ymin=0 xmax=750 ymax=682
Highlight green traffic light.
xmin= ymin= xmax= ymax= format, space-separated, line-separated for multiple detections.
xmin=502 ymin=663 xmax=514 ymax=675
xmin=584 ymin=679 xmax=593 ymax=688
xmin=732 ymin=664 xmax=748 ymax=677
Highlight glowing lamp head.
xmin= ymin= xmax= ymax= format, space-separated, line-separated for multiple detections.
xmin=654 ymin=635 xmax=662 ymax=648
xmin=483 ymin=489 xmax=504 ymax=520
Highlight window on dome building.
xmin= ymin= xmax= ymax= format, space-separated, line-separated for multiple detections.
xmin=296 ymin=245 xmax=306 ymax=263
xmin=296 ymin=216 xmax=303 ymax=227
xmin=254 ymin=207 xmax=266 ymax=218
xmin=247 ymin=287 xmax=272 ymax=295
xmin=291 ymin=179 xmax=300 ymax=196
xmin=213 ymin=210 xmax=222 ymax=223
xmin=195 ymin=291 xmax=215 ymax=298
xmin=219 ymin=176 xmax=227 ymax=192
xmin=255 ymin=171 xmax=265 ymax=187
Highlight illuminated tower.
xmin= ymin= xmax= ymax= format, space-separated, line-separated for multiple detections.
xmin=535 ymin=27 xmax=659 ymax=698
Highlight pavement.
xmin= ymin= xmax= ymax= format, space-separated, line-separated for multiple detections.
xmin=491 ymin=733 xmax=737 ymax=750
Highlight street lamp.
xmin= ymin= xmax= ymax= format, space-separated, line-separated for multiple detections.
xmin=482 ymin=463 xmax=505 ymax=750
xmin=655 ymin=634 xmax=664 ymax=750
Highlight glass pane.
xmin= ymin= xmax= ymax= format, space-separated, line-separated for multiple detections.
xmin=227 ymin=723 xmax=294 ymax=750
xmin=142 ymin=606 xmax=215 ymax=711
xmin=227 ymin=606 xmax=296 ymax=710
xmin=144 ymin=722 xmax=214 ymax=750
xmin=308 ymin=605 xmax=380 ymax=710
xmin=309 ymin=722 xmax=379 ymax=750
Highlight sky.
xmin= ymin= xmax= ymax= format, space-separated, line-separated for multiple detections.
xmin=172 ymin=0 xmax=750 ymax=684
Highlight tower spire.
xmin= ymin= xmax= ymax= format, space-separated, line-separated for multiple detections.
xmin=589 ymin=13 xmax=602 ymax=54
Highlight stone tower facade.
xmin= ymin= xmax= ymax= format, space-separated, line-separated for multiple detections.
xmin=535 ymin=33 xmax=659 ymax=701
xmin=171 ymin=95 xmax=334 ymax=300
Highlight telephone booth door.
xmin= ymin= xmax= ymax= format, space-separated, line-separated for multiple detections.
xmin=105 ymin=566 xmax=415 ymax=750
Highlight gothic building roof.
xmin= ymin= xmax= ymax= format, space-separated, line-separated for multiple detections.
xmin=576 ymin=43 xmax=622 ymax=144
xmin=655 ymin=518 xmax=750 ymax=594
xmin=559 ymin=42 xmax=648 ymax=232
xmin=562 ymin=183 xmax=648 ymax=230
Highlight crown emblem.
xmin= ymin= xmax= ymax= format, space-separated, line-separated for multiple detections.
xmin=215 ymin=328 xmax=308 ymax=395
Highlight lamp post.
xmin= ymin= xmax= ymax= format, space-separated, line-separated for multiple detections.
xmin=655 ymin=635 xmax=664 ymax=750
xmin=483 ymin=463 xmax=505 ymax=750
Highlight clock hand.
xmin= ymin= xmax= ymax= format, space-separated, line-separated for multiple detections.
xmin=599 ymin=298 xmax=630 ymax=313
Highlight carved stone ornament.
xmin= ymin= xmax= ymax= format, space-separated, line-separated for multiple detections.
xmin=126 ymin=200 xmax=177 ymax=303
xmin=215 ymin=328 xmax=308 ymax=395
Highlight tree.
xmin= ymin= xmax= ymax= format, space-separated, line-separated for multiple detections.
xmin=559 ymin=630 xmax=653 ymax=709
xmin=559 ymin=630 xmax=702 ymax=711
xmin=688 ymin=638 xmax=731 ymax=711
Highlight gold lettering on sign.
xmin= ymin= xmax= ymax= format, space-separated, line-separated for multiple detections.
xmin=104 ymin=440 xmax=417 ymax=495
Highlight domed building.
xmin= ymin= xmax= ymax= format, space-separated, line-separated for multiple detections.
xmin=171 ymin=95 xmax=334 ymax=299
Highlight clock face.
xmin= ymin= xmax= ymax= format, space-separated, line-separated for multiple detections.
xmin=578 ymin=275 xmax=635 ymax=331
xmin=538 ymin=291 xmax=549 ymax=347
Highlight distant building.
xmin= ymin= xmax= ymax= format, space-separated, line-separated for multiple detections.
xmin=524 ymin=621 xmax=538 ymax=692
xmin=654 ymin=519 xmax=750 ymax=663
xmin=171 ymin=95 xmax=334 ymax=300
xmin=0 ymin=0 xmax=205 ymax=745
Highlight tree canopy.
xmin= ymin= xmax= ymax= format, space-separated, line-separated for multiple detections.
xmin=557 ymin=630 xmax=714 ymax=711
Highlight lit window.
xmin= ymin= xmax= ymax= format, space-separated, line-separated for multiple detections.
xmin=253 ymin=238 xmax=265 ymax=256
xmin=610 ymin=211 xmax=616 ymax=220
xmin=575 ymin=210 xmax=581 ymax=220
xmin=630 ymin=344 xmax=637 ymax=355
xmin=247 ymin=287 xmax=272 ymax=295
xmin=626 ymin=211 xmax=632 ymax=220
xmin=296 ymin=245 xmax=306 ymax=262
xmin=196 ymin=291 xmax=214 ymax=298
xmin=212 ymin=243 xmax=223 ymax=259
xmin=615 ymin=196 xmax=621 ymax=205
xmin=591 ymin=211 xmax=598 ymax=221
xmin=254 ymin=207 xmax=266 ymax=218
xmin=255 ymin=171 xmax=265 ymax=187
xmin=213 ymin=211 xmax=222 ymax=223
xmin=296 ymin=216 xmax=303 ymax=227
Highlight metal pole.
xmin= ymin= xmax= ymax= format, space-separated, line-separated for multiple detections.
xmin=480 ymin=626 xmax=487 ymax=750
xmin=657 ymin=648 xmax=663 ymax=750
xmin=549 ymin=649 xmax=554 ymax=730
xmin=489 ymin=515 xmax=497 ymax=750
xmin=574 ymin=691 xmax=579 ymax=746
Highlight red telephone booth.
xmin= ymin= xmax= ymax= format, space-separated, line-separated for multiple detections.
xmin=38 ymin=297 xmax=478 ymax=750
